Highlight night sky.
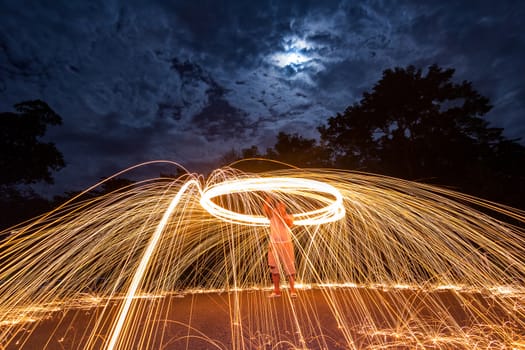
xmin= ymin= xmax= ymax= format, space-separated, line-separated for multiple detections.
xmin=1 ymin=0 xmax=524 ymax=196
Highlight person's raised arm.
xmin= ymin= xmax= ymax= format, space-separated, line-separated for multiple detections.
xmin=284 ymin=210 xmax=293 ymax=228
xmin=263 ymin=195 xmax=273 ymax=218
xmin=277 ymin=202 xmax=293 ymax=228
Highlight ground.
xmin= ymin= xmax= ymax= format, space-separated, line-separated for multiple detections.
xmin=1 ymin=287 xmax=522 ymax=349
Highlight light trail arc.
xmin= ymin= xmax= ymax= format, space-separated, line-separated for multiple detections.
xmin=200 ymin=177 xmax=346 ymax=226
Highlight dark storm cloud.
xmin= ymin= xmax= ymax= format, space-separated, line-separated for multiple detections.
xmin=399 ymin=1 xmax=525 ymax=136
xmin=155 ymin=1 xmax=286 ymax=69
xmin=1 ymin=0 xmax=524 ymax=196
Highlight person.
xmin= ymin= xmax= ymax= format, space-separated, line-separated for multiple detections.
xmin=263 ymin=194 xmax=297 ymax=298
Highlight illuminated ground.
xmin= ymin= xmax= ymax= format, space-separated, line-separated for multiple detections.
xmin=3 ymin=286 xmax=524 ymax=350
xmin=1 ymin=162 xmax=524 ymax=349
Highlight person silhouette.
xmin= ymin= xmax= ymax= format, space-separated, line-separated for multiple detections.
xmin=262 ymin=194 xmax=296 ymax=298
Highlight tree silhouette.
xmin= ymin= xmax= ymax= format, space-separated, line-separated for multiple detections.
xmin=266 ymin=132 xmax=331 ymax=168
xmin=318 ymin=65 xmax=525 ymax=206
xmin=218 ymin=132 xmax=332 ymax=172
xmin=0 ymin=100 xmax=65 ymax=187
xmin=0 ymin=100 xmax=66 ymax=230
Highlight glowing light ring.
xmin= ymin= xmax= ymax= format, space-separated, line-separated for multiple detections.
xmin=200 ymin=177 xmax=346 ymax=226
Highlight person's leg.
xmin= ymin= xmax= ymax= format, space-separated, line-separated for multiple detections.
xmin=271 ymin=273 xmax=281 ymax=295
xmin=268 ymin=243 xmax=281 ymax=296
xmin=279 ymin=242 xmax=296 ymax=295
xmin=288 ymin=274 xmax=296 ymax=295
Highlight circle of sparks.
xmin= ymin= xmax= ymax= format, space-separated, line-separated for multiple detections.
xmin=200 ymin=177 xmax=346 ymax=226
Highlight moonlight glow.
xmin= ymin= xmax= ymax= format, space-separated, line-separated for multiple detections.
xmin=269 ymin=35 xmax=314 ymax=68
xmin=270 ymin=51 xmax=311 ymax=67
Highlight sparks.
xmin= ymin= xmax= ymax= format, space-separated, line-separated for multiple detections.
xmin=0 ymin=163 xmax=524 ymax=349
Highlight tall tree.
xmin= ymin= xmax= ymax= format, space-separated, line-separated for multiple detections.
xmin=266 ymin=132 xmax=332 ymax=168
xmin=217 ymin=132 xmax=332 ymax=172
xmin=1 ymin=100 xmax=66 ymax=230
xmin=0 ymin=100 xmax=65 ymax=187
xmin=318 ymin=65 xmax=525 ymax=205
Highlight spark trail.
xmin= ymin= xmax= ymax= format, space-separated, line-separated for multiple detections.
xmin=0 ymin=162 xmax=524 ymax=349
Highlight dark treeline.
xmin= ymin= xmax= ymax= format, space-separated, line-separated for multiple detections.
xmin=0 ymin=100 xmax=151 ymax=230
xmin=223 ymin=65 xmax=525 ymax=210
xmin=1 ymin=64 xmax=525 ymax=231
xmin=1 ymin=100 xmax=65 ymax=230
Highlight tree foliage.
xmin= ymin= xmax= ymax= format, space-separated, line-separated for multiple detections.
xmin=0 ymin=100 xmax=65 ymax=186
xmin=0 ymin=100 xmax=67 ymax=230
xmin=220 ymin=132 xmax=331 ymax=172
xmin=265 ymin=132 xmax=332 ymax=168
xmin=318 ymin=64 xmax=525 ymax=206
